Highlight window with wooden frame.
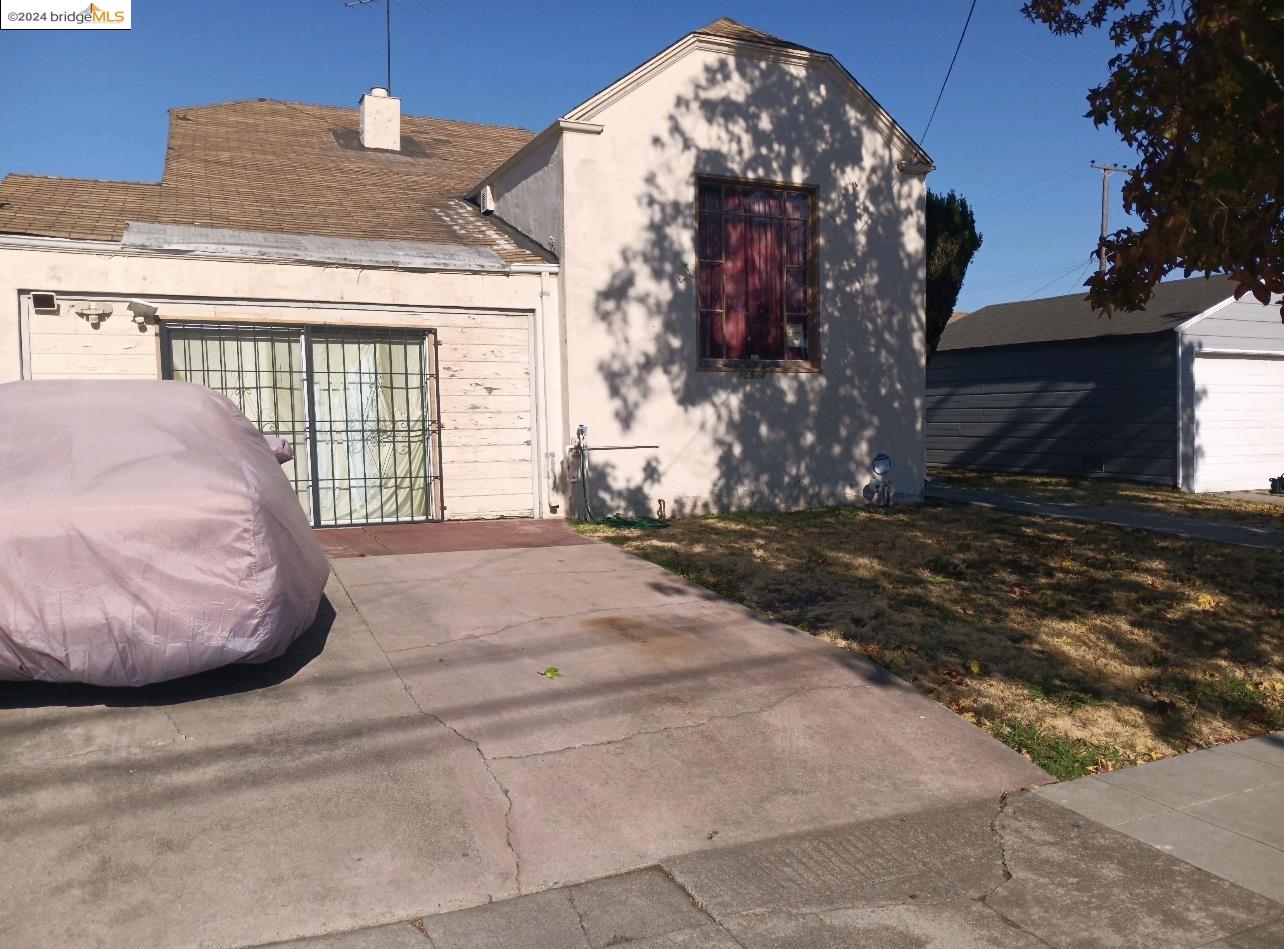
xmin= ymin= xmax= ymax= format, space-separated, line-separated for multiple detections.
xmin=696 ymin=177 xmax=818 ymax=369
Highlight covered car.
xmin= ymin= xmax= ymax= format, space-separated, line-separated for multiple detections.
xmin=0 ymin=379 xmax=329 ymax=686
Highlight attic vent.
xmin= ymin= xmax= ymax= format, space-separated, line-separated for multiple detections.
xmin=479 ymin=185 xmax=496 ymax=215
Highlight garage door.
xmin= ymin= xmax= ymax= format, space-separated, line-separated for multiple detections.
xmin=162 ymin=322 xmax=442 ymax=527
xmin=1190 ymin=353 xmax=1284 ymax=492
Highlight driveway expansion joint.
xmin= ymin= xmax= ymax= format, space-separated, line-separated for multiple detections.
xmin=654 ymin=860 xmax=748 ymax=946
xmin=485 ymin=684 xmax=862 ymax=763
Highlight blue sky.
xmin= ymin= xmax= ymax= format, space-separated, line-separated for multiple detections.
xmin=0 ymin=0 xmax=1136 ymax=311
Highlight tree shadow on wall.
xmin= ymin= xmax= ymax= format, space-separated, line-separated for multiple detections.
xmin=588 ymin=54 xmax=925 ymax=517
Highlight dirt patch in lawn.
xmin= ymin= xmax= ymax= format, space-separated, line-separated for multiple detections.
xmin=576 ymin=504 xmax=1283 ymax=780
xmin=930 ymin=466 xmax=1284 ymax=532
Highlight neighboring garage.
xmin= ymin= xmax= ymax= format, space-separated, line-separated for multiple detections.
xmin=1184 ymin=338 xmax=1284 ymax=494
xmin=927 ymin=277 xmax=1284 ymax=493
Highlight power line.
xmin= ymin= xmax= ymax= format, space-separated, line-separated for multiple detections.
xmin=1022 ymin=259 xmax=1094 ymax=300
xmin=966 ymin=259 xmax=1085 ymax=291
xmin=1063 ymin=258 xmax=1095 ymax=294
xmin=971 ymin=163 xmax=1083 ymax=205
xmin=920 ymin=0 xmax=978 ymax=144
xmin=975 ymin=169 xmax=1094 ymax=210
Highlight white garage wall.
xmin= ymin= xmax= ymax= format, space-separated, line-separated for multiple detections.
xmin=1188 ymin=353 xmax=1284 ymax=493
xmin=1178 ymin=295 xmax=1284 ymax=493
xmin=23 ymin=296 xmax=538 ymax=520
xmin=1 ymin=243 xmax=564 ymax=520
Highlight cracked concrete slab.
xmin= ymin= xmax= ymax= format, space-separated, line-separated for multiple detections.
xmin=344 ymin=542 xmax=1046 ymax=893
xmin=335 ymin=546 xmax=712 ymax=653
xmin=419 ymin=887 xmax=590 ymax=949
xmin=1200 ymin=918 xmax=1284 ymax=948
xmin=383 ymin=790 xmax=1283 ymax=949
xmin=3 ymin=537 xmax=1049 ymax=947
xmin=986 ymin=795 xmax=1282 ymax=948
xmin=384 ymin=599 xmax=896 ymax=760
xmin=720 ymin=900 xmax=1049 ymax=949
xmin=0 ymin=578 xmax=518 ymax=949
xmin=565 ymin=867 xmax=713 ymax=947
xmin=491 ymin=686 xmax=1043 ymax=892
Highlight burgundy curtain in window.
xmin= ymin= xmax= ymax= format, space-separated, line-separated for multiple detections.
xmin=747 ymin=206 xmax=784 ymax=359
xmin=698 ymin=180 xmax=810 ymax=364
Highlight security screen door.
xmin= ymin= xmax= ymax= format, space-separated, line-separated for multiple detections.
xmin=163 ymin=322 xmax=440 ymax=527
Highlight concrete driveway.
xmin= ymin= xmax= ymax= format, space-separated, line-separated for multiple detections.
xmin=0 ymin=524 xmax=1047 ymax=948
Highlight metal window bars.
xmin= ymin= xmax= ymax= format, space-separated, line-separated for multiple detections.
xmin=161 ymin=321 xmax=443 ymax=527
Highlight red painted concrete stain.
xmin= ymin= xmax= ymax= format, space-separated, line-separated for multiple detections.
xmin=315 ymin=519 xmax=594 ymax=558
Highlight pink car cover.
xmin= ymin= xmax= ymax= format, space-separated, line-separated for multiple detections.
xmin=0 ymin=380 xmax=329 ymax=686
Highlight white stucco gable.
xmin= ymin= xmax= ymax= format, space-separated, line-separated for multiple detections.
xmin=561 ymin=20 xmax=931 ymax=169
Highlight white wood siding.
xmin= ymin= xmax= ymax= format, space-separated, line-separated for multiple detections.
xmin=1185 ymin=298 xmax=1284 ymax=354
xmin=24 ymin=295 xmax=536 ymax=520
xmin=1189 ymin=353 xmax=1284 ymax=492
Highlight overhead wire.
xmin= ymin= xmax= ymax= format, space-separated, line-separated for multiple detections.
xmin=920 ymin=0 xmax=979 ymax=144
xmin=1021 ymin=258 xmax=1095 ymax=300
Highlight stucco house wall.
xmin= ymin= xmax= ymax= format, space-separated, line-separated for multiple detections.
xmin=0 ymin=242 xmax=565 ymax=519
xmin=2 ymin=20 xmax=930 ymax=522
xmin=494 ymin=41 xmax=927 ymax=516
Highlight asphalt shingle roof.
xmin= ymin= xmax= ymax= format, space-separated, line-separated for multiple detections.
xmin=0 ymin=99 xmax=547 ymax=264
xmin=938 ymin=276 xmax=1237 ymax=352
xmin=694 ymin=17 xmax=819 ymax=53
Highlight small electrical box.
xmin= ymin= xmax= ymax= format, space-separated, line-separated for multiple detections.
xmin=31 ymin=292 xmax=58 ymax=314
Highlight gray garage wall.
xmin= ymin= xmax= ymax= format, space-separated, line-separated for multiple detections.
xmin=926 ymin=333 xmax=1178 ymax=484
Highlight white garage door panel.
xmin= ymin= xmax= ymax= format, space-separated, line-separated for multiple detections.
xmin=1191 ymin=354 xmax=1284 ymax=492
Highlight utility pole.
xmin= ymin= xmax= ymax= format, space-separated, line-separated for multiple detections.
xmin=346 ymin=0 xmax=392 ymax=93
xmin=1090 ymin=161 xmax=1129 ymax=275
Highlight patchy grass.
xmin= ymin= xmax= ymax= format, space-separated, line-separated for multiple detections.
xmin=930 ymin=466 xmax=1284 ymax=531
xmin=575 ymin=502 xmax=1283 ymax=780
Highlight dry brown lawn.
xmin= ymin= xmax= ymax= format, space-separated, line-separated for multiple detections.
xmin=930 ymin=466 xmax=1284 ymax=531
xmin=576 ymin=502 xmax=1283 ymax=779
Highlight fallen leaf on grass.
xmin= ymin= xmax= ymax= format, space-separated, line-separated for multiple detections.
xmin=966 ymin=659 xmax=982 ymax=675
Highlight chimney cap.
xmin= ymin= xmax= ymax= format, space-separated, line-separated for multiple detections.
xmin=368 ymin=87 xmax=390 ymax=98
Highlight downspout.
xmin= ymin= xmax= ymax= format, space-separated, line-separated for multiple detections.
xmin=537 ymin=270 xmax=560 ymax=515
xmin=17 ymin=295 xmax=32 ymax=380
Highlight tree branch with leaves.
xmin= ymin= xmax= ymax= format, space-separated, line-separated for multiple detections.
xmin=1023 ymin=0 xmax=1283 ymax=317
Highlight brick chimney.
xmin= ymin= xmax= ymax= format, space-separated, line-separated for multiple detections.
xmin=359 ymin=87 xmax=400 ymax=151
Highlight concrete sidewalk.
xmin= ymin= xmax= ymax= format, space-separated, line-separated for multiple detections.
xmin=1038 ymin=732 xmax=1284 ymax=904
xmin=270 ymin=790 xmax=1284 ymax=949
xmin=0 ymin=533 xmax=1046 ymax=948
xmin=924 ymin=483 xmax=1284 ymax=550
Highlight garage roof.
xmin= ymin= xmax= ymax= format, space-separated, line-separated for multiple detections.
xmin=938 ymin=276 xmax=1236 ymax=352
xmin=0 ymin=100 xmax=550 ymax=265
